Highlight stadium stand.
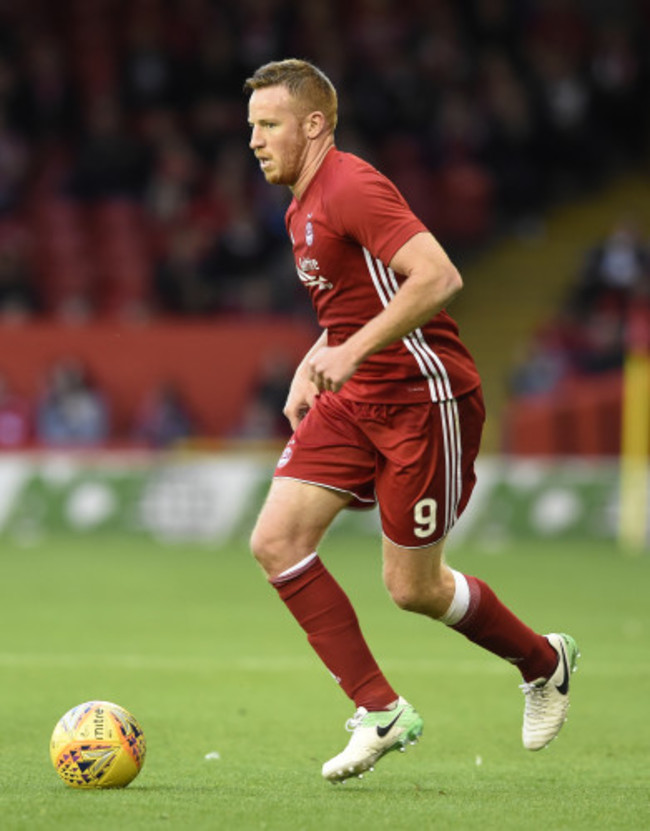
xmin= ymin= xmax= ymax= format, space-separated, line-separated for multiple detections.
xmin=0 ymin=0 xmax=648 ymax=446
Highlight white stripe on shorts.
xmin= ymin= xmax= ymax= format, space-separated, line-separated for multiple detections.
xmin=440 ymin=397 xmax=462 ymax=536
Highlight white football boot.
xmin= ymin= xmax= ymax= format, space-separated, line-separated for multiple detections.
xmin=322 ymin=696 xmax=423 ymax=783
xmin=521 ymin=632 xmax=580 ymax=750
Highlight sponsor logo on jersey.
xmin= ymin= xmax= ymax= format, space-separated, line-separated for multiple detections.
xmin=299 ymin=256 xmax=320 ymax=272
xmin=296 ymin=256 xmax=333 ymax=291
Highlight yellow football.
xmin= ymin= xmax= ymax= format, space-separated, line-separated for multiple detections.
xmin=50 ymin=700 xmax=146 ymax=788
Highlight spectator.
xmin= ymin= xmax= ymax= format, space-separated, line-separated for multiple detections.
xmin=509 ymin=333 xmax=568 ymax=396
xmin=35 ymin=359 xmax=110 ymax=447
xmin=189 ymin=95 xmax=239 ymax=165
xmin=568 ymin=217 xmax=650 ymax=317
xmin=0 ymin=112 xmax=30 ymax=213
xmin=570 ymin=309 xmax=625 ymax=375
xmin=203 ymin=202 xmax=285 ymax=314
xmin=0 ymin=222 xmax=38 ymax=320
xmin=479 ymin=50 xmax=547 ymax=230
xmin=189 ymin=27 xmax=244 ymax=102
xmin=234 ymin=352 xmax=294 ymax=439
xmin=0 ymin=373 xmax=31 ymax=447
xmin=14 ymin=36 xmax=78 ymax=141
xmin=234 ymin=396 xmax=284 ymax=440
xmin=120 ymin=8 xmax=177 ymax=113
xmin=526 ymin=42 xmax=600 ymax=194
xmin=131 ymin=381 xmax=196 ymax=448
xmin=68 ymin=97 xmax=149 ymax=200
xmin=590 ymin=21 xmax=648 ymax=161
xmin=153 ymin=222 xmax=217 ymax=315
xmin=145 ymin=134 xmax=200 ymax=225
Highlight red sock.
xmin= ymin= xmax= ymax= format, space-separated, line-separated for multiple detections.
xmin=452 ymin=576 xmax=557 ymax=682
xmin=271 ymin=556 xmax=397 ymax=710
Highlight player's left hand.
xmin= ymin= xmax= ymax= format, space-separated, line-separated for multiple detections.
xmin=307 ymin=345 xmax=358 ymax=393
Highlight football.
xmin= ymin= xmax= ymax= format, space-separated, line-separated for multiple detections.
xmin=50 ymin=700 xmax=146 ymax=788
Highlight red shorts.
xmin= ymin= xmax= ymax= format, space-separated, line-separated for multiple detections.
xmin=274 ymin=388 xmax=485 ymax=548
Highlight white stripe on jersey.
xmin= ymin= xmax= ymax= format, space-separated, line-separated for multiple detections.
xmin=362 ymin=248 xmax=453 ymax=403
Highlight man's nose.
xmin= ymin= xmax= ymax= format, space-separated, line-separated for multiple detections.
xmin=249 ymin=126 xmax=262 ymax=149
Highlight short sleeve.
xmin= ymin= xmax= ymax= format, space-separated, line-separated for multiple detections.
xmin=327 ymin=164 xmax=427 ymax=266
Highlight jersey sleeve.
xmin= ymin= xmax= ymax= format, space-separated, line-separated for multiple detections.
xmin=327 ymin=164 xmax=427 ymax=266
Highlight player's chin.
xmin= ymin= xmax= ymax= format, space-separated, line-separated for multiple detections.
xmin=266 ymin=177 xmax=279 ymax=186
xmin=264 ymin=167 xmax=293 ymax=186
xmin=262 ymin=167 xmax=281 ymax=184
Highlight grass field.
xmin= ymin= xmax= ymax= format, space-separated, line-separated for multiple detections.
xmin=0 ymin=531 xmax=648 ymax=830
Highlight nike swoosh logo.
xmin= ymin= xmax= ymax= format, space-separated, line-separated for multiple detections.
xmin=376 ymin=710 xmax=403 ymax=738
xmin=554 ymin=644 xmax=570 ymax=695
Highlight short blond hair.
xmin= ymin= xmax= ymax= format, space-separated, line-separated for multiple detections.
xmin=244 ymin=59 xmax=338 ymax=131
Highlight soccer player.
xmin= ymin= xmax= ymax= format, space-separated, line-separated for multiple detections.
xmin=245 ymin=59 xmax=579 ymax=783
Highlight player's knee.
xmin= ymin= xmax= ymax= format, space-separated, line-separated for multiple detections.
xmin=388 ymin=583 xmax=428 ymax=614
xmin=387 ymin=580 xmax=449 ymax=617
xmin=249 ymin=522 xmax=304 ymax=576
xmin=250 ymin=521 xmax=278 ymax=568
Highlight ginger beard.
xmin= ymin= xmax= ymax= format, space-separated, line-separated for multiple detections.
xmin=248 ymin=86 xmax=311 ymax=188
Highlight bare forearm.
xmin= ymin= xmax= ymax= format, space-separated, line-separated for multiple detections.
xmin=344 ymin=231 xmax=461 ymax=363
xmin=284 ymin=330 xmax=328 ymax=428
xmin=344 ymin=272 xmax=460 ymax=365
xmin=307 ymin=232 xmax=462 ymax=394
xmin=295 ymin=330 xmax=328 ymax=376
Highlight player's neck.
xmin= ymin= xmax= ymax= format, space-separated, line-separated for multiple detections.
xmin=291 ymin=139 xmax=335 ymax=201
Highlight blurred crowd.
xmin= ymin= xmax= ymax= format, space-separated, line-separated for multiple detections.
xmin=510 ymin=214 xmax=650 ymax=397
xmin=0 ymin=0 xmax=649 ymax=444
xmin=0 ymin=360 xmax=198 ymax=448
xmin=0 ymin=349 xmax=295 ymax=448
xmin=0 ymin=0 xmax=648 ymax=322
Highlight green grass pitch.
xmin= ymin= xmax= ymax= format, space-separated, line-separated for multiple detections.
xmin=0 ymin=531 xmax=648 ymax=830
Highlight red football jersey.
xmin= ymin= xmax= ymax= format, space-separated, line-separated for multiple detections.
xmin=285 ymin=148 xmax=481 ymax=403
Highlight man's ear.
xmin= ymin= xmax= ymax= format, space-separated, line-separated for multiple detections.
xmin=304 ymin=110 xmax=327 ymax=139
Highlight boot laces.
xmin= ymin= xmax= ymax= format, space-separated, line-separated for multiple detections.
xmin=519 ymin=680 xmax=550 ymax=715
xmin=345 ymin=707 xmax=368 ymax=732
